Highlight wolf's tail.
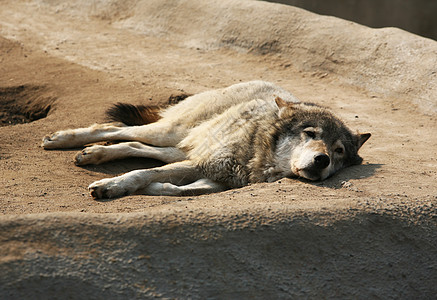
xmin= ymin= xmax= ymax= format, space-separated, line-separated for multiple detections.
xmin=106 ymin=103 xmax=162 ymax=126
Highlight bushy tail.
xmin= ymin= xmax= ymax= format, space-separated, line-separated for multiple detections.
xmin=106 ymin=103 xmax=161 ymax=126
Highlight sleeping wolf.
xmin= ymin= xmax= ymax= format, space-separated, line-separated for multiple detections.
xmin=42 ymin=81 xmax=370 ymax=199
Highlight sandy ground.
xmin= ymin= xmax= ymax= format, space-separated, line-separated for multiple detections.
xmin=0 ymin=0 xmax=436 ymax=298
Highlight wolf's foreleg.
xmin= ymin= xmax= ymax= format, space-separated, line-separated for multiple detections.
xmin=88 ymin=160 xmax=201 ymax=199
xmin=145 ymin=178 xmax=227 ymax=196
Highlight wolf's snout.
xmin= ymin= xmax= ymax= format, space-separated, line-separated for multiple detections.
xmin=314 ymin=154 xmax=330 ymax=169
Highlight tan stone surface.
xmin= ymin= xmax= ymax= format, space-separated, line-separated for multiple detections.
xmin=0 ymin=0 xmax=436 ymax=298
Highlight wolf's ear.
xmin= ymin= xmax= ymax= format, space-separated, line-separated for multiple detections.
xmin=275 ymin=96 xmax=295 ymax=118
xmin=275 ymin=96 xmax=293 ymax=108
xmin=357 ymin=133 xmax=371 ymax=149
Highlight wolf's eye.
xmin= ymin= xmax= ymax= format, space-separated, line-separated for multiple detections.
xmin=304 ymin=130 xmax=316 ymax=138
xmin=335 ymin=147 xmax=344 ymax=154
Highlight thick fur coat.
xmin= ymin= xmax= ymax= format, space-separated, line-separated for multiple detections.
xmin=42 ymin=81 xmax=370 ymax=198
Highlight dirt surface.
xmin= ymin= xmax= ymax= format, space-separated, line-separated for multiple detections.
xmin=0 ymin=0 xmax=436 ymax=298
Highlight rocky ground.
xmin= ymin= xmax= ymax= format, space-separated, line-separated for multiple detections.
xmin=0 ymin=0 xmax=436 ymax=298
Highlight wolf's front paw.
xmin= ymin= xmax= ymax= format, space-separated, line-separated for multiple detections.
xmin=89 ymin=178 xmax=130 ymax=200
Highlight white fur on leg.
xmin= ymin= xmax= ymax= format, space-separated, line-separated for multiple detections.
xmin=74 ymin=142 xmax=186 ymax=165
xmin=42 ymin=123 xmax=126 ymax=149
xmin=42 ymin=121 xmax=185 ymax=149
xmin=145 ymin=178 xmax=227 ymax=196
xmin=88 ymin=160 xmax=201 ymax=199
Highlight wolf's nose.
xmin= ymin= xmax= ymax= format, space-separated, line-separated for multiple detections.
xmin=314 ymin=154 xmax=330 ymax=169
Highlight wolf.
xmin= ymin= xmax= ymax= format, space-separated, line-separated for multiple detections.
xmin=42 ymin=81 xmax=370 ymax=199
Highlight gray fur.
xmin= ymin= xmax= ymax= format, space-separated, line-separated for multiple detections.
xmin=42 ymin=81 xmax=370 ymax=199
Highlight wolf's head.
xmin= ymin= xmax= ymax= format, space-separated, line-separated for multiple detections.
xmin=274 ymin=97 xmax=371 ymax=181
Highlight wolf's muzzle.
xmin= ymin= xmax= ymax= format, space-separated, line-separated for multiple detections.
xmin=313 ymin=154 xmax=330 ymax=169
xmin=297 ymin=153 xmax=331 ymax=181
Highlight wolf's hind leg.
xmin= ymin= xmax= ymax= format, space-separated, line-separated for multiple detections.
xmin=43 ymin=121 xmax=184 ymax=149
xmin=145 ymin=179 xmax=227 ymax=196
xmin=42 ymin=123 xmax=127 ymax=149
xmin=74 ymin=142 xmax=186 ymax=165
